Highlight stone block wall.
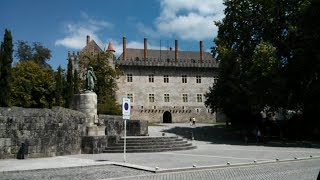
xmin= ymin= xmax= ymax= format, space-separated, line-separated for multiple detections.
xmin=0 ymin=107 xmax=87 ymax=159
xmin=99 ymin=115 xmax=148 ymax=137
xmin=81 ymin=136 xmax=108 ymax=154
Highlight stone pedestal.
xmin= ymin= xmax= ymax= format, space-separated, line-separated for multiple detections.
xmin=72 ymin=91 xmax=106 ymax=137
xmin=72 ymin=92 xmax=98 ymax=126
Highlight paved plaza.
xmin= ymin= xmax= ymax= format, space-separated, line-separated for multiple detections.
xmin=1 ymin=123 xmax=320 ymax=179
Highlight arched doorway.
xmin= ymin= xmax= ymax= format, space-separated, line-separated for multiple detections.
xmin=163 ymin=111 xmax=172 ymax=123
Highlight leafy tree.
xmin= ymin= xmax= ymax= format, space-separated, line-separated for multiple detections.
xmin=79 ymin=52 xmax=121 ymax=115
xmin=65 ymin=57 xmax=74 ymax=108
xmin=286 ymin=0 xmax=320 ymax=134
xmin=205 ymin=0 xmax=313 ymax=128
xmin=15 ymin=40 xmax=32 ymax=61
xmin=15 ymin=41 xmax=51 ymax=66
xmin=11 ymin=60 xmax=55 ymax=108
xmin=73 ymin=69 xmax=80 ymax=94
xmin=0 ymin=29 xmax=13 ymax=107
xmin=54 ymin=66 xmax=65 ymax=106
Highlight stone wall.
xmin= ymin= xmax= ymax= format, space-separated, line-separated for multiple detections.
xmin=116 ymin=65 xmax=218 ymax=123
xmin=99 ymin=115 xmax=148 ymax=137
xmin=0 ymin=107 xmax=87 ymax=159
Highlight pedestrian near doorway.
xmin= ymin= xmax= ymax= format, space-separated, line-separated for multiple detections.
xmin=192 ymin=117 xmax=196 ymax=126
xmin=256 ymin=128 xmax=261 ymax=143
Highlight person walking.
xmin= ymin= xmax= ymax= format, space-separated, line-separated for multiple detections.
xmin=256 ymin=128 xmax=261 ymax=143
xmin=192 ymin=117 xmax=196 ymax=126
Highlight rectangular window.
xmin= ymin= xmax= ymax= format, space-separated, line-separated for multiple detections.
xmin=149 ymin=74 xmax=154 ymax=83
xmin=182 ymin=75 xmax=187 ymax=83
xmin=127 ymin=93 xmax=133 ymax=102
xmin=164 ymin=94 xmax=170 ymax=102
xmin=197 ymin=94 xmax=203 ymax=102
xmin=127 ymin=74 xmax=132 ymax=82
xmin=196 ymin=76 xmax=201 ymax=83
xmin=164 ymin=75 xmax=169 ymax=83
xmin=149 ymin=94 xmax=155 ymax=102
xmin=182 ymin=94 xmax=188 ymax=102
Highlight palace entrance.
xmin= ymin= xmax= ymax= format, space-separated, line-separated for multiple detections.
xmin=163 ymin=111 xmax=172 ymax=123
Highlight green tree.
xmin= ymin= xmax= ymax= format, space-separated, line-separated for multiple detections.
xmin=15 ymin=41 xmax=51 ymax=66
xmin=65 ymin=57 xmax=74 ymax=108
xmin=0 ymin=29 xmax=13 ymax=107
xmin=79 ymin=52 xmax=121 ymax=115
xmin=73 ymin=69 xmax=80 ymax=94
xmin=286 ymin=0 xmax=320 ymax=134
xmin=205 ymin=0 xmax=312 ymax=127
xmin=11 ymin=60 xmax=55 ymax=108
xmin=54 ymin=66 xmax=65 ymax=106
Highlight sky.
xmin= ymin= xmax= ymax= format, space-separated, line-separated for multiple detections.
xmin=1 ymin=0 xmax=225 ymax=70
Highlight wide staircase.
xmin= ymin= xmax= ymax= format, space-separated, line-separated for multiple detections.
xmin=104 ymin=136 xmax=196 ymax=153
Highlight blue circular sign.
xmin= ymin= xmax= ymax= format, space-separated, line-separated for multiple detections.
xmin=124 ymin=103 xmax=129 ymax=110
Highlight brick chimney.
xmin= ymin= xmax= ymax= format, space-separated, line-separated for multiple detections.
xmin=123 ymin=37 xmax=126 ymax=60
xmin=86 ymin=35 xmax=90 ymax=45
xmin=175 ymin=40 xmax=178 ymax=61
xmin=200 ymin=41 xmax=203 ymax=61
xmin=144 ymin=38 xmax=147 ymax=60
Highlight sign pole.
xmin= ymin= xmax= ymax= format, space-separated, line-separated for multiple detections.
xmin=122 ymin=97 xmax=130 ymax=163
xmin=124 ymin=119 xmax=126 ymax=163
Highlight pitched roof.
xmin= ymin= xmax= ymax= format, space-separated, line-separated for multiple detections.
xmin=117 ymin=48 xmax=218 ymax=68
xmin=80 ymin=40 xmax=103 ymax=55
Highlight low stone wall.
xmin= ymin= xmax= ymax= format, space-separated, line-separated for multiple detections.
xmin=81 ymin=136 xmax=108 ymax=154
xmin=0 ymin=107 xmax=87 ymax=159
xmin=99 ymin=115 xmax=148 ymax=136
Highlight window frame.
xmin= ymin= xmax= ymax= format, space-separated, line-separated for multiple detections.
xmin=127 ymin=93 xmax=133 ymax=102
xmin=127 ymin=74 xmax=133 ymax=82
xmin=164 ymin=75 xmax=169 ymax=83
xmin=149 ymin=94 xmax=155 ymax=102
xmin=149 ymin=74 xmax=154 ymax=83
xmin=182 ymin=75 xmax=187 ymax=83
xmin=196 ymin=76 xmax=201 ymax=83
xmin=196 ymin=94 xmax=203 ymax=103
xmin=164 ymin=94 xmax=170 ymax=102
xmin=182 ymin=94 xmax=188 ymax=102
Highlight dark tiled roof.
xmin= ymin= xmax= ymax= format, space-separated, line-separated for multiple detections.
xmin=117 ymin=48 xmax=218 ymax=68
xmin=80 ymin=40 xmax=103 ymax=55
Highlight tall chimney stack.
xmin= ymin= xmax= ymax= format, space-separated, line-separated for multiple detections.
xmin=86 ymin=35 xmax=90 ymax=45
xmin=123 ymin=37 xmax=126 ymax=60
xmin=144 ymin=38 xmax=147 ymax=60
xmin=200 ymin=41 xmax=203 ymax=61
xmin=175 ymin=40 xmax=178 ymax=61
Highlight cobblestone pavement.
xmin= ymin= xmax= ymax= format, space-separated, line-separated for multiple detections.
xmin=106 ymin=159 xmax=320 ymax=180
xmin=0 ymin=165 xmax=151 ymax=180
xmin=1 ymin=159 xmax=319 ymax=180
xmin=1 ymin=123 xmax=320 ymax=180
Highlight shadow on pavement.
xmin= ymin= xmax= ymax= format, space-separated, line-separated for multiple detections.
xmin=162 ymin=124 xmax=320 ymax=148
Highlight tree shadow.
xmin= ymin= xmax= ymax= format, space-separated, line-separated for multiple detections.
xmin=162 ymin=124 xmax=320 ymax=148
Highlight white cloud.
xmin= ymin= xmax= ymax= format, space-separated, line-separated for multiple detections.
xmin=139 ymin=0 xmax=225 ymax=40
xmin=55 ymin=13 xmax=113 ymax=49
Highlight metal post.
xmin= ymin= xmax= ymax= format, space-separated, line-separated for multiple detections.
xmin=124 ymin=119 xmax=126 ymax=163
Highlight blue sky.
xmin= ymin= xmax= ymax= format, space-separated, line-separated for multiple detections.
xmin=1 ymin=0 xmax=225 ymax=70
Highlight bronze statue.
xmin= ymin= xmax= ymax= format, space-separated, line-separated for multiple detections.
xmin=86 ymin=66 xmax=96 ymax=91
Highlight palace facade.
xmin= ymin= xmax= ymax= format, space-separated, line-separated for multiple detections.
xmin=68 ymin=36 xmax=219 ymax=123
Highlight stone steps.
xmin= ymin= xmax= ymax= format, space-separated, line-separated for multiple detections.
xmin=104 ymin=136 xmax=196 ymax=153
xmin=113 ymin=140 xmax=187 ymax=146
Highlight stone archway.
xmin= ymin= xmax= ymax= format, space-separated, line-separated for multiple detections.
xmin=163 ymin=111 xmax=172 ymax=123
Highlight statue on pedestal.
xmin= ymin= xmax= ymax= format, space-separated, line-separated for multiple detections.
xmin=86 ymin=66 xmax=97 ymax=92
